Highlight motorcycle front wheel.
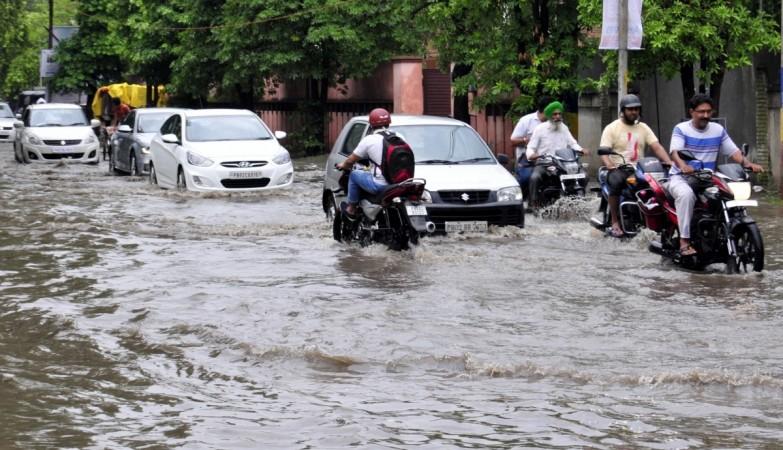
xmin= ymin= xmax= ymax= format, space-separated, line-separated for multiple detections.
xmin=727 ymin=223 xmax=764 ymax=273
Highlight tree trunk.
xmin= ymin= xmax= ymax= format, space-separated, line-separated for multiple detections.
xmin=452 ymin=64 xmax=471 ymax=124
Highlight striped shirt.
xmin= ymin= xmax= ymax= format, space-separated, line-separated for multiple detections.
xmin=669 ymin=120 xmax=739 ymax=176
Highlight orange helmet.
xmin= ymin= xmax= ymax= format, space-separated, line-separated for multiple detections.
xmin=369 ymin=108 xmax=391 ymax=128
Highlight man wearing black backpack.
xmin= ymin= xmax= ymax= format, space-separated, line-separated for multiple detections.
xmin=336 ymin=108 xmax=412 ymax=218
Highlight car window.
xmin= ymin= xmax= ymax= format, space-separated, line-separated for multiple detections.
xmin=138 ymin=112 xmax=176 ymax=133
xmin=389 ymin=125 xmax=495 ymax=163
xmin=341 ymin=122 xmax=367 ymax=155
xmin=171 ymin=116 xmax=182 ymax=141
xmin=122 ymin=110 xmax=136 ymax=129
xmin=185 ymin=115 xmax=272 ymax=142
xmin=0 ymin=103 xmax=13 ymax=118
xmin=22 ymin=108 xmax=30 ymax=126
xmin=29 ymin=108 xmax=88 ymax=127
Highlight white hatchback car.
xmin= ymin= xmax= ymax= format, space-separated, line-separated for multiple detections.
xmin=323 ymin=115 xmax=524 ymax=232
xmin=148 ymin=109 xmax=293 ymax=192
xmin=13 ymin=103 xmax=101 ymax=163
xmin=0 ymin=102 xmax=15 ymax=143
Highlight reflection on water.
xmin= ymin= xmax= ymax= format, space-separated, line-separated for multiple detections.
xmin=1 ymin=145 xmax=783 ymax=448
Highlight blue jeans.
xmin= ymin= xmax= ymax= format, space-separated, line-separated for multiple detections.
xmin=348 ymin=170 xmax=386 ymax=204
xmin=516 ymin=159 xmax=533 ymax=196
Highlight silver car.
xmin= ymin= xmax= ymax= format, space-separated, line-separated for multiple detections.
xmin=109 ymin=107 xmax=185 ymax=175
xmin=13 ymin=103 xmax=101 ymax=164
xmin=0 ymin=102 xmax=16 ymax=143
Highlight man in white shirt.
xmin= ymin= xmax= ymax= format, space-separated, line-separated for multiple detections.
xmin=526 ymin=101 xmax=585 ymax=207
xmin=510 ymin=96 xmax=551 ymax=197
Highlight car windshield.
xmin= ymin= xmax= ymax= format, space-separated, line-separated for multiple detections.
xmin=29 ymin=108 xmax=88 ymax=127
xmin=186 ymin=115 xmax=272 ymax=142
xmin=389 ymin=125 xmax=495 ymax=164
xmin=0 ymin=104 xmax=13 ymax=118
xmin=138 ymin=112 xmax=176 ymax=133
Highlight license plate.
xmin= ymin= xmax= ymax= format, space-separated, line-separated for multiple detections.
xmin=445 ymin=221 xmax=488 ymax=233
xmin=560 ymin=173 xmax=585 ymax=180
xmin=52 ymin=147 xmax=75 ymax=153
xmin=405 ymin=205 xmax=428 ymax=216
xmin=229 ymin=171 xmax=262 ymax=179
xmin=725 ymin=199 xmax=758 ymax=208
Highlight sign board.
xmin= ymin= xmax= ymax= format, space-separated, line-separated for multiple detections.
xmin=39 ymin=49 xmax=58 ymax=78
xmin=599 ymin=0 xmax=643 ymax=50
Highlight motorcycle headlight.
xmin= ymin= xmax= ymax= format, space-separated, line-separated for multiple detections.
xmin=27 ymin=134 xmax=42 ymax=145
xmin=141 ymin=146 xmax=150 ymax=155
xmin=186 ymin=151 xmax=213 ymax=167
xmin=497 ymin=186 xmax=523 ymax=203
xmin=272 ymin=149 xmax=291 ymax=165
xmin=84 ymin=133 xmax=97 ymax=144
xmin=421 ymin=189 xmax=433 ymax=203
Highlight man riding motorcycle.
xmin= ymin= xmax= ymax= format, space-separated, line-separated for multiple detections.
xmin=510 ymin=96 xmax=552 ymax=198
xmin=599 ymin=94 xmax=672 ymax=237
xmin=526 ymin=101 xmax=587 ymax=208
xmin=335 ymin=108 xmax=392 ymax=218
xmin=667 ymin=94 xmax=763 ymax=256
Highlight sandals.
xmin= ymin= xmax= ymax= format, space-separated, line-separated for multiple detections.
xmin=679 ymin=244 xmax=697 ymax=256
xmin=607 ymin=227 xmax=624 ymax=238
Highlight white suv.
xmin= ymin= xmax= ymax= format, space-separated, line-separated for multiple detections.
xmin=323 ymin=115 xmax=524 ymax=232
xmin=14 ymin=103 xmax=100 ymax=164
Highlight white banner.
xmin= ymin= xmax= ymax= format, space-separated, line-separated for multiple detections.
xmin=599 ymin=0 xmax=643 ymax=50
xmin=39 ymin=49 xmax=59 ymax=78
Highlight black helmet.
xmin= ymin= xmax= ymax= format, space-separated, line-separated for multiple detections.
xmin=619 ymin=94 xmax=642 ymax=111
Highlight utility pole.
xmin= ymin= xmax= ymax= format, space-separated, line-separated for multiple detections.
xmin=48 ymin=0 xmax=54 ymax=49
xmin=617 ymin=0 xmax=628 ymax=111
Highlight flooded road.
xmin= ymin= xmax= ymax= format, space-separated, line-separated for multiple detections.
xmin=1 ymin=142 xmax=782 ymax=449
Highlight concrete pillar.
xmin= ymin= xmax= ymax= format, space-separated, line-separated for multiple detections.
xmin=392 ymin=57 xmax=423 ymax=115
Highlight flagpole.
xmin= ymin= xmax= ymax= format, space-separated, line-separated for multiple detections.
xmin=617 ymin=0 xmax=628 ymax=111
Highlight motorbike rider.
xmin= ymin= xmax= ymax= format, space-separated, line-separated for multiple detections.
xmin=510 ymin=96 xmax=552 ymax=197
xmin=526 ymin=100 xmax=587 ymax=208
xmin=335 ymin=108 xmax=392 ymax=218
xmin=667 ymin=93 xmax=763 ymax=256
xmin=599 ymin=94 xmax=673 ymax=237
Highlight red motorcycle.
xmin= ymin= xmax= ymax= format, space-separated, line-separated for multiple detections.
xmin=637 ymin=150 xmax=764 ymax=273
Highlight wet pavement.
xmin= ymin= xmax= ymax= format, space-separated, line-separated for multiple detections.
xmin=1 ymin=142 xmax=782 ymax=449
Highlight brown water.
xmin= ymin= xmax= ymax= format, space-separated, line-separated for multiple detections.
xmin=1 ymin=143 xmax=782 ymax=449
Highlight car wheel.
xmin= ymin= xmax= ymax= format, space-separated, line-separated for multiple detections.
xmin=13 ymin=142 xmax=21 ymax=163
xmin=21 ymin=145 xmax=30 ymax=164
xmin=149 ymin=163 xmax=158 ymax=185
xmin=176 ymin=167 xmax=187 ymax=191
xmin=129 ymin=152 xmax=138 ymax=177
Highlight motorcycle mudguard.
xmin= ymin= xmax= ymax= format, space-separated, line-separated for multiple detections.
xmin=728 ymin=215 xmax=756 ymax=234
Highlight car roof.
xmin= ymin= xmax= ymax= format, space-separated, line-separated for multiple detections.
xmin=28 ymin=103 xmax=82 ymax=110
xmin=184 ymin=108 xmax=256 ymax=117
xmin=350 ymin=114 xmax=470 ymax=127
xmin=134 ymin=107 xmax=187 ymax=115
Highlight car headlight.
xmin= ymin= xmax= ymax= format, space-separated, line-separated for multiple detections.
xmin=187 ymin=151 xmax=213 ymax=167
xmin=85 ymin=133 xmax=97 ymax=144
xmin=272 ymin=149 xmax=291 ymax=165
xmin=421 ymin=189 xmax=433 ymax=203
xmin=497 ymin=186 xmax=523 ymax=202
xmin=27 ymin=134 xmax=42 ymax=145
xmin=141 ymin=146 xmax=150 ymax=155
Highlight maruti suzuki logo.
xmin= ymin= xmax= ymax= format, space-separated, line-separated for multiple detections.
xmin=61 ymin=140 xmax=66 ymax=146
xmin=461 ymin=193 xmax=470 ymax=202
xmin=238 ymin=161 xmax=250 ymax=168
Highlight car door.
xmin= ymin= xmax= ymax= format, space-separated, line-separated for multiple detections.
xmin=116 ymin=110 xmax=135 ymax=170
xmin=326 ymin=120 xmax=367 ymax=193
xmin=156 ymin=114 xmax=182 ymax=186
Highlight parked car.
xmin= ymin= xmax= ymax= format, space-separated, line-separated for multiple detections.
xmin=109 ymin=107 xmax=185 ymax=176
xmin=0 ymin=102 xmax=15 ymax=143
xmin=323 ymin=115 xmax=524 ymax=233
xmin=13 ymin=103 xmax=101 ymax=164
xmin=148 ymin=109 xmax=293 ymax=192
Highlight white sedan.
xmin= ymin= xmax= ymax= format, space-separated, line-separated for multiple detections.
xmin=148 ymin=109 xmax=293 ymax=192
xmin=13 ymin=103 xmax=101 ymax=164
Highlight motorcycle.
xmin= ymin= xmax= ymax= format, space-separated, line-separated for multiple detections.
xmin=639 ymin=150 xmax=764 ymax=273
xmin=331 ymin=167 xmax=435 ymax=251
xmin=532 ymin=148 xmax=588 ymax=207
xmin=589 ymin=147 xmax=667 ymax=237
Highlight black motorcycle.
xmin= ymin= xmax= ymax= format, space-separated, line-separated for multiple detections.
xmin=332 ymin=169 xmax=435 ymax=251
xmin=590 ymin=147 xmax=667 ymax=237
xmin=532 ymin=148 xmax=588 ymax=206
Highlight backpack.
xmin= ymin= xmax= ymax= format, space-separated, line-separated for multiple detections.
xmin=374 ymin=130 xmax=415 ymax=184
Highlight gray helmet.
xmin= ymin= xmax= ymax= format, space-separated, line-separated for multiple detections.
xmin=619 ymin=94 xmax=642 ymax=111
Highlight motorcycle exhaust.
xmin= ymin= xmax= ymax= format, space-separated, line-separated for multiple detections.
xmin=425 ymin=221 xmax=436 ymax=233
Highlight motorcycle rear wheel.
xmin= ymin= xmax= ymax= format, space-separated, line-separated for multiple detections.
xmin=727 ymin=223 xmax=764 ymax=273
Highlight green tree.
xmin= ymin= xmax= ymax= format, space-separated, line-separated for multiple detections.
xmin=0 ymin=0 xmax=28 ymax=99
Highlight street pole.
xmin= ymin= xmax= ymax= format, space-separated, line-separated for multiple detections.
xmin=617 ymin=0 xmax=628 ymax=111
xmin=48 ymin=0 xmax=53 ymax=49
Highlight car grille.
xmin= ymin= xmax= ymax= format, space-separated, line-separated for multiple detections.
xmin=2 ymin=126 xmax=12 ymax=130
xmin=437 ymin=190 xmax=491 ymax=204
xmin=220 ymin=161 xmax=268 ymax=168
xmin=426 ymin=204 xmax=524 ymax=228
xmin=41 ymin=152 xmax=84 ymax=160
xmin=220 ymin=178 xmax=271 ymax=188
xmin=43 ymin=139 xmax=82 ymax=146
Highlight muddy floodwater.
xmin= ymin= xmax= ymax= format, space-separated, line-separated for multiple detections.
xmin=1 ymin=142 xmax=782 ymax=449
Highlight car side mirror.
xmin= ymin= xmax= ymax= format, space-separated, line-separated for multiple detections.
xmin=13 ymin=120 xmax=24 ymax=128
xmin=90 ymin=119 xmax=101 ymax=128
xmin=15 ymin=113 xmax=22 ymax=120
xmin=677 ymin=150 xmax=696 ymax=162
xmin=118 ymin=124 xmax=132 ymax=133
xmin=496 ymin=154 xmax=509 ymax=165
xmin=274 ymin=130 xmax=287 ymax=140
xmin=161 ymin=133 xmax=180 ymax=144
